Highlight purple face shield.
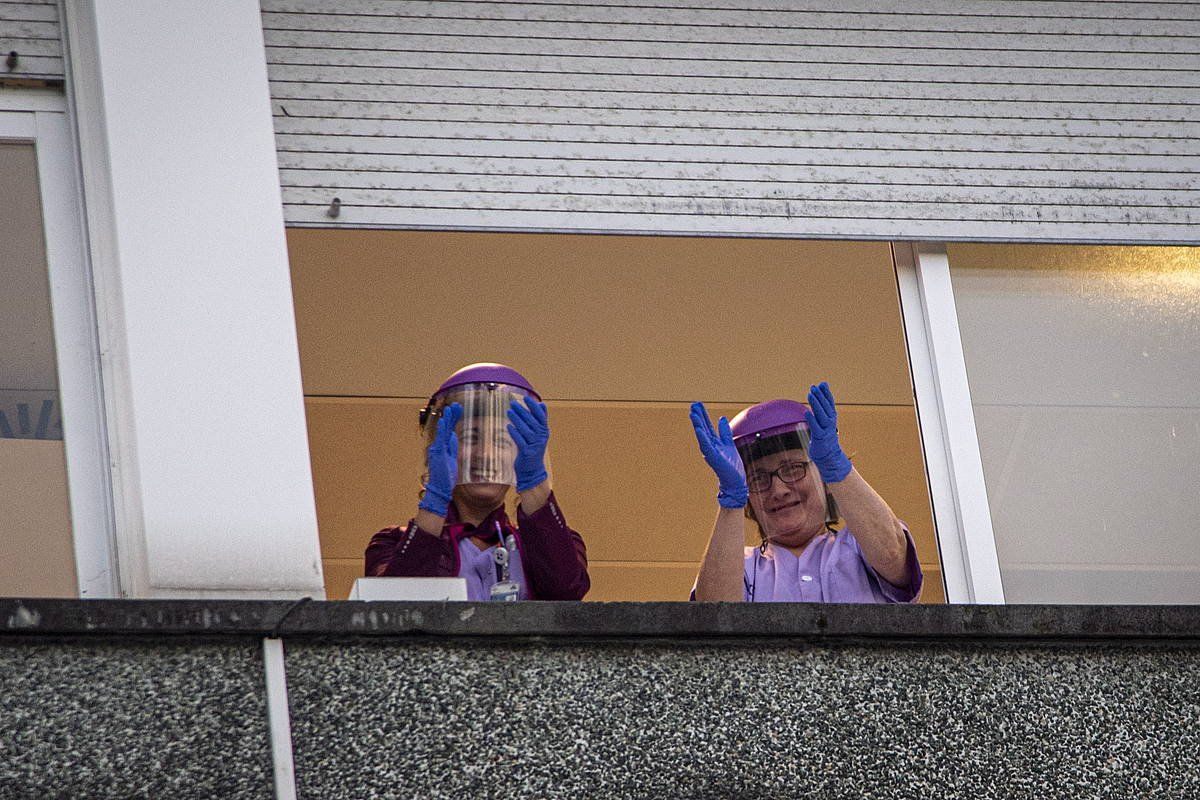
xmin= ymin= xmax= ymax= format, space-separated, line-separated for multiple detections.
xmin=420 ymin=363 xmax=541 ymax=487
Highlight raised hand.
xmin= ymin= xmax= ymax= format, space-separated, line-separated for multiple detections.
xmin=418 ymin=402 xmax=462 ymax=515
xmin=805 ymin=382 xmax=852 ymax=483
xmin=689 ymin=402 xmax=748 ymax=509
xmin=507 ymin=395 xmax=550 ymax=492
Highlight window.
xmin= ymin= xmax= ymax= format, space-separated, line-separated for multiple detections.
xmin=289 ymin=231 xmax=943 ymax=602
xmin=947 ymin=244 xmax=1200 ymax=604
xmin=0 ymin=102 xmax=113 ymax=598
xmin=0 ymin=139 xmax=75 ymax=596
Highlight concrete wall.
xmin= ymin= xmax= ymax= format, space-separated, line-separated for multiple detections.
xmin=286 ymin=638 xmax=1200 ymax=800
xmin=0 ymin=638 xmax=272 ymax=799
xmin=63 ymin=0 xmax=324 ymax=598
xmin=4 ymin=600 xmax=1199 ymax=800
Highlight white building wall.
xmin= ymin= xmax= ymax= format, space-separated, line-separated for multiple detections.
xmin=64 ymin=1 xmax=324 ymax=597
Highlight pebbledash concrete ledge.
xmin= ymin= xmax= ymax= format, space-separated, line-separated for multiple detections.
xmin=7 ymin=600 xmax=1200 ymax=799
xmin=4 ymin=598 xmax=1200 ymax=641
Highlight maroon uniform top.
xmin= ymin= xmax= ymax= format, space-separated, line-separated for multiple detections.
xmin=364 ymin=491 xmax=590 ymax=600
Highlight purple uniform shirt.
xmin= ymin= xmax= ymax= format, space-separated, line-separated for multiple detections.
xmin=690 ymin=526 xmax=923 ymax=603
xmin=455 ymin=534 xmax=529 ymax=601
xmin=742 ymin=527 xmax=923 ymax=603
xmin=365 ymin=491 xmax=589 ymax=600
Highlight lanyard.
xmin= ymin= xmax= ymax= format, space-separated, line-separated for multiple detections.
xmin=490 ymin=522 xmax=521 ymax=601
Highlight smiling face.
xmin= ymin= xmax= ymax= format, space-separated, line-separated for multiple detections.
xmin=744 ymin=448 xmax=828 ymax=549
xmin=457 ymin=421 xmax=515 ymax=484
xmin=422 ymin=387 xmax=523 ymax=488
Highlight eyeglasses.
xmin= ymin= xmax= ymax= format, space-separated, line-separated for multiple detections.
xmin=746 ymin=461 xmax=809 ymax=493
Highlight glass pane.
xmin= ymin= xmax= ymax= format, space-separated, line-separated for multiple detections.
xmin=949 ymin=244 xmax=1200 ymax=603
xmin=0 ymin=141 xmax=77 ymax=597
xmin=289 ymin=232 xmax=943 ymax=602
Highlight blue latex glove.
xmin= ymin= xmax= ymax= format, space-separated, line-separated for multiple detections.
xmin=689 ymin=402 xmax=748 ymax=509
xmin=506 ymin=395 xmax=550 ymax=492
xmin=805 ymin=382 xmax=852 ymax=483
xmin=418 ymin=402 xmax=462 ymax=516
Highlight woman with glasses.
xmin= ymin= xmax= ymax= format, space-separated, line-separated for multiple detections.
xmin=688 ymin=382 xmax=922 ymax=603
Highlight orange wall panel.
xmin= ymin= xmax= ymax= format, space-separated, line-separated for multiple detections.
xmin=322 ymin=559 xmax=362 ymax=601
xmin=0 ymin=440 xmax=77 ymax=597
xmin=305 ymin=397 xmax=425 ymax=559
xmin=586 ymin=563 xmax=700 ymax=602
xmin=288 ymin=230 xmax=912 ymax=405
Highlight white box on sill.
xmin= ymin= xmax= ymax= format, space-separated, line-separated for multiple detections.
xmin=349 ymin=577 xmax=469 ymax=601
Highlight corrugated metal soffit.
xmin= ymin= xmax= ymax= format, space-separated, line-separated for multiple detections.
xmin=262 ymin=0 xmax=1200 ymax=243
xmin=0 ymin=1 xmax=62 ymax=83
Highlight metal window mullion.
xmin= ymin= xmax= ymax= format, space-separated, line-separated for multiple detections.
xmin=894 ymin=241 xmax=1004 ymax=603
xmin=34 ymin=106 xmax=120 ymax=598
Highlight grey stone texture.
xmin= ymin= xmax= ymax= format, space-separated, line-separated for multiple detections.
xmin=5 ymin=601 xmax=1200 ymax=798
xmin=0 ymin=638 xmax=273 ymax=800
xmin=286 ymin=639 xmax=1200 ymax=800
xmin=6 ymin=598 xmax=1200 ymax=640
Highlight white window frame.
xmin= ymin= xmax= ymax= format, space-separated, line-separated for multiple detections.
xmin=893 ymin=242 xmax=1004 ymax=603
xmin=0 ymin=90 xmax=118 ymax=598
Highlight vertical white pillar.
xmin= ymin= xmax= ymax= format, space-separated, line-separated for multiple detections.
xmin=894 ymin=243 xmax=1004 ymax=604
xmin=63 ymin=1 xmax=324 ymax=597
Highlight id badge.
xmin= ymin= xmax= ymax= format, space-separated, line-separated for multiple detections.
xmin=490 ymin=581 xmax=520 ymax=602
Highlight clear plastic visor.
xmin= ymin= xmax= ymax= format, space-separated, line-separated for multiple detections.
xmin=425 ymin=383 xmax=530 ymax=487
xmin=736 ymin=425 xmax=833 ymax=539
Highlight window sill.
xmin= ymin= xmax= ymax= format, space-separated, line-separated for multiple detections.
xmin=3 ymin=599 xmax=1200 ymax=642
